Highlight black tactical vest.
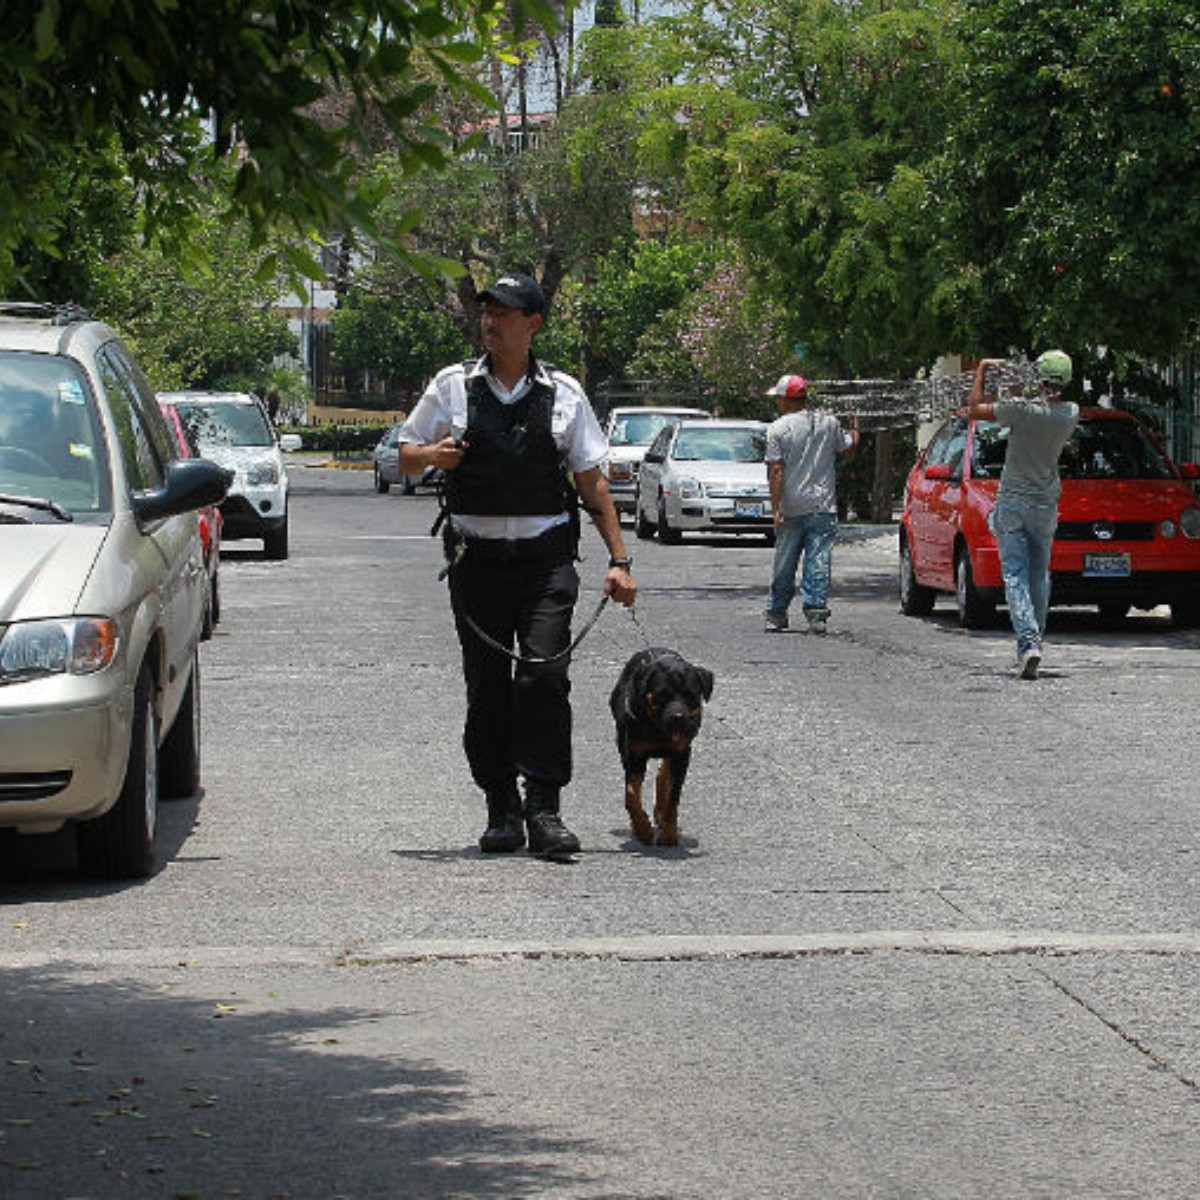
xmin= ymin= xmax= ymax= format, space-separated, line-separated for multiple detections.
xmin=445 ymin=364 xmax=570 ymax=518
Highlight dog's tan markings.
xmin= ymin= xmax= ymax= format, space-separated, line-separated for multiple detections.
xmin=624 ymin=777 xmax=655 ymax=845
xmin=653 ymin=759 xmax=679 ymax=846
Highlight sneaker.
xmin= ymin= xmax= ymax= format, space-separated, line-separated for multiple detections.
xmin=807 ymin=613 xmax=828 ymax=636
xmin=1018 ymin=647 xmax=1042 ymax=680
xmin=763 ymin=610 xmax=789 ymax=633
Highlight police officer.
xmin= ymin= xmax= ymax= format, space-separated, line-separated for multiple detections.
xmin=399 ymin=272 xmax=637 ymax=857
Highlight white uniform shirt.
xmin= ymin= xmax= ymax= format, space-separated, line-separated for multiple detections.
xmin=399 ymin=356 xmax=609 ymax=540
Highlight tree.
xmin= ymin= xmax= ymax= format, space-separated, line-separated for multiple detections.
xmin=944 ymin=0 xmax=1200 ymax=360
xmin=636 ymin=0 xmax=962 ymax=379
xmin=0 ymin=0 xmax=557 ymax=289
xmin=91 ymin=212 xmax=297 ymax=392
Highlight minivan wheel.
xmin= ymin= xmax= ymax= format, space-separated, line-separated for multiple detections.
xmin=955 ymin=551 xmax=994 ymax=629
xmin=78 ymin=666 xmax=158 ymax=880
xmin=374 ymin=466 xmax=390 ymax=494
xmin=900 ymin=542 xmax=937 ymax=616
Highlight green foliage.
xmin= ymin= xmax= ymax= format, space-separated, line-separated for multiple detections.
xmin=90 ymin=212 xmax=297 ymax=392
xmin=945 ymin=0 xmax=1200 ymax=359
xmin=331 ymin=281 xmax=470 ymax=400
xmin=0 ymin=0 xmax=558 ymax=291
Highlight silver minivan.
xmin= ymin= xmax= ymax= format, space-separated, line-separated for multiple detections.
xmin=0 ymin=304 xmax=228 ymax=878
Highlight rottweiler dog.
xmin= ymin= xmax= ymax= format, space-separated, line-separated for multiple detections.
xmin=610 ymin=647 xmax=714 ymax=846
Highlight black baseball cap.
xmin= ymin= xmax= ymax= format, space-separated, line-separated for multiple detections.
xmin=477 ymin=272 xmax=546 ymax=315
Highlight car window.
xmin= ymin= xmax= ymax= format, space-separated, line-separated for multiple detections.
xmin=925 ymin=417 xmax=968 ymax=478
xmin=1059 ymin=418 xmax=1174 ymax=480
xmin=0 ymin=350 xmax=107 ymax=512
xmin=97 ymin=345 xmax=168 ymax=492
xmin=673 ymin=428 xmax=765 ymax=463
xmin=970 ymin=417 xmax=1175 ymax=482
xmin=611 ymin=412 xmax=681 ymax=447
xmin=645 ymin=426 xmax=674 ymax=460
xmin=176 ymin=399 xmax=274 ymax=449
xmin=971 ymin=422 xmax=1009 ymax=479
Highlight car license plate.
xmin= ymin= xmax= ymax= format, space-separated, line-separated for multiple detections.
xmin=1083 ymin=552 xmax=1131 ymax=578
xmin=734 ymin=501 xmax=764 ymax=518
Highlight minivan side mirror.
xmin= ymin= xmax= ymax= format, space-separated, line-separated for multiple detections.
xmin=1178 ymin=462 xmax=1200 ymax=480
xmin=924 ymin=462 xmax=955 ymax=481
xmin=132 ymin=458 xmax=232 ymax=523
xmin=644 ymin=449 xmax=665 ymax=464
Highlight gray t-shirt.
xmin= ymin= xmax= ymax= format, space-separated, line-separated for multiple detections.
xmin=765 ymin=409 xmax=853 ymax=517
xmin=992 ymin=398 xmax=1079 ymax=503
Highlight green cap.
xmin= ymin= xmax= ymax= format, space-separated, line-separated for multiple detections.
xmin=1035 ymin=349 xmax=1072 ymax=386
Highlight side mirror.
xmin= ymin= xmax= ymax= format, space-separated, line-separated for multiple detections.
xmin=279 ymin=433 xmax=302 ymax=452
xmin=1178 ymin=462 xmax=1200 ymax=480
xmin=644 ymin=450 xmax=665 ymax=464
xmin=132 ymin=458 xmax=232 ymax=523
xmin=924 ymin=462 xmax=954 ymax=481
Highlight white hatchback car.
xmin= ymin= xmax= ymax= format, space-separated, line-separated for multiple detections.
xmin=602 ymin=405 xmax=711 ymax=515
xmin=0 ymin=303 xmax=228 ymax=878
xmin=635 ymin=418 xmax=773 ymax=544
xmin=158 ymin=391 xmax=290 ymax=559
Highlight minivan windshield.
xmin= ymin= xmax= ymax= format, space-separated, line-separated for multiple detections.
xmin=0 ymin=352 xmax=108 ymax=513
xmin=176 ymin=399 xmax=273 ymax=449
xmin=972 ymin=417 xmax=1175 ymax=481
xmin=610 ymin=412 xmax=693 ymax=447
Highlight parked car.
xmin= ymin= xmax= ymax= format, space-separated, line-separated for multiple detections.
xmin=157 ymin=390 xmax=289 ymax=559
xmin=0 ymin=302 xmax=229 ymax=878
xmin=159 ymin=400 xmax=223 ymax=639
xmin=603 ymin=405 xmax=711 ymax=515
xmin=372 ymin=421 xmax=442 ymax=495
xmin=900 ymin=407 xmax=1200 ymax=628
xmin=635 ymin=418 xmax=773 ymax=544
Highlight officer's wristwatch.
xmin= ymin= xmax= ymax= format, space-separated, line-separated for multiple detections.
xmin=608 ymin=556 xmax=633 ymax=570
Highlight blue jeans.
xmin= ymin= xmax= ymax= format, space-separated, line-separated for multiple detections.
xmin=991 ymin=498 xmax=1058 ymax=655
xmin=767 ymin=511 xmax=837 ymax=616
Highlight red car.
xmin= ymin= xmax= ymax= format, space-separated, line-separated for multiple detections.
xmin=160 ymin=399 xmax=224 ymax=638
xmin=900 ymin=407 xmax=1200 ymax=628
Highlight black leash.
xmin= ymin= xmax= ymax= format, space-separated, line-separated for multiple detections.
xmin=435 ymin=516 xmax=613 ymax=666
xmin=458 ymin=592 xmax=611 ymax=666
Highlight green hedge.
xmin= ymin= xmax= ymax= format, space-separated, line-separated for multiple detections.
xmin=279 ymin=424 xmax=391 ymax=454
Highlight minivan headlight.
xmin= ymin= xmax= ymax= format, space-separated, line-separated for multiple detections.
xmin=676 ymin=476 xmax=704 ymax=500
xmin=0 ymin=618 xmax=119 ymax=683
xmin=1179 ymin=507 xmax=1200 ymax=539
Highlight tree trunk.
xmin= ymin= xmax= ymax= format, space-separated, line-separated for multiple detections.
xmin=870 ymin=428 xmax=895 ymax=523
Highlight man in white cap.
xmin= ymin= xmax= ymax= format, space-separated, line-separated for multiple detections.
xmin=763 ymin=374 xmax=859 ymax=634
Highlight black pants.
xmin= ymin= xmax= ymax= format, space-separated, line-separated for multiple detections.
xmin=448 ymin=539 xmax=579 ymax=795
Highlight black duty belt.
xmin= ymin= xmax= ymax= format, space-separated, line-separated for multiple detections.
xmin=459 ymin=522 xmax=573 ymax=562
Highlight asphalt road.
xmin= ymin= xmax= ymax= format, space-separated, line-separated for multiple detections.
xmin=2 ymin=463 xmax=1200 ymax=1198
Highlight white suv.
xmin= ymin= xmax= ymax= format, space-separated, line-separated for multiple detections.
xmin=0 ymin=303 xmax=228 ymax=877
xmin=158 ymin=391 xmax=290 ymax=559
xmin=603 ymin=405 xmax=711 ymax=515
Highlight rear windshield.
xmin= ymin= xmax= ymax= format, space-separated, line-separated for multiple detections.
xmin=972 ymin=417 xmax=1174 ymax=481
xmin=0 ymin=351 xmax=109 ymax=513
xmin=176 ymin=400 xmax=273 ymax=448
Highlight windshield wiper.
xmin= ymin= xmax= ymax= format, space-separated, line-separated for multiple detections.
xmin=0 ymin=493 xmax=74 ymax=522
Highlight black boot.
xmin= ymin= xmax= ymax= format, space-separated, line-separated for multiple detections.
xmin=479 ymin=784 xmax=525 ymax=853
xmin=524 ymin=781 xmax=581 ymax=858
